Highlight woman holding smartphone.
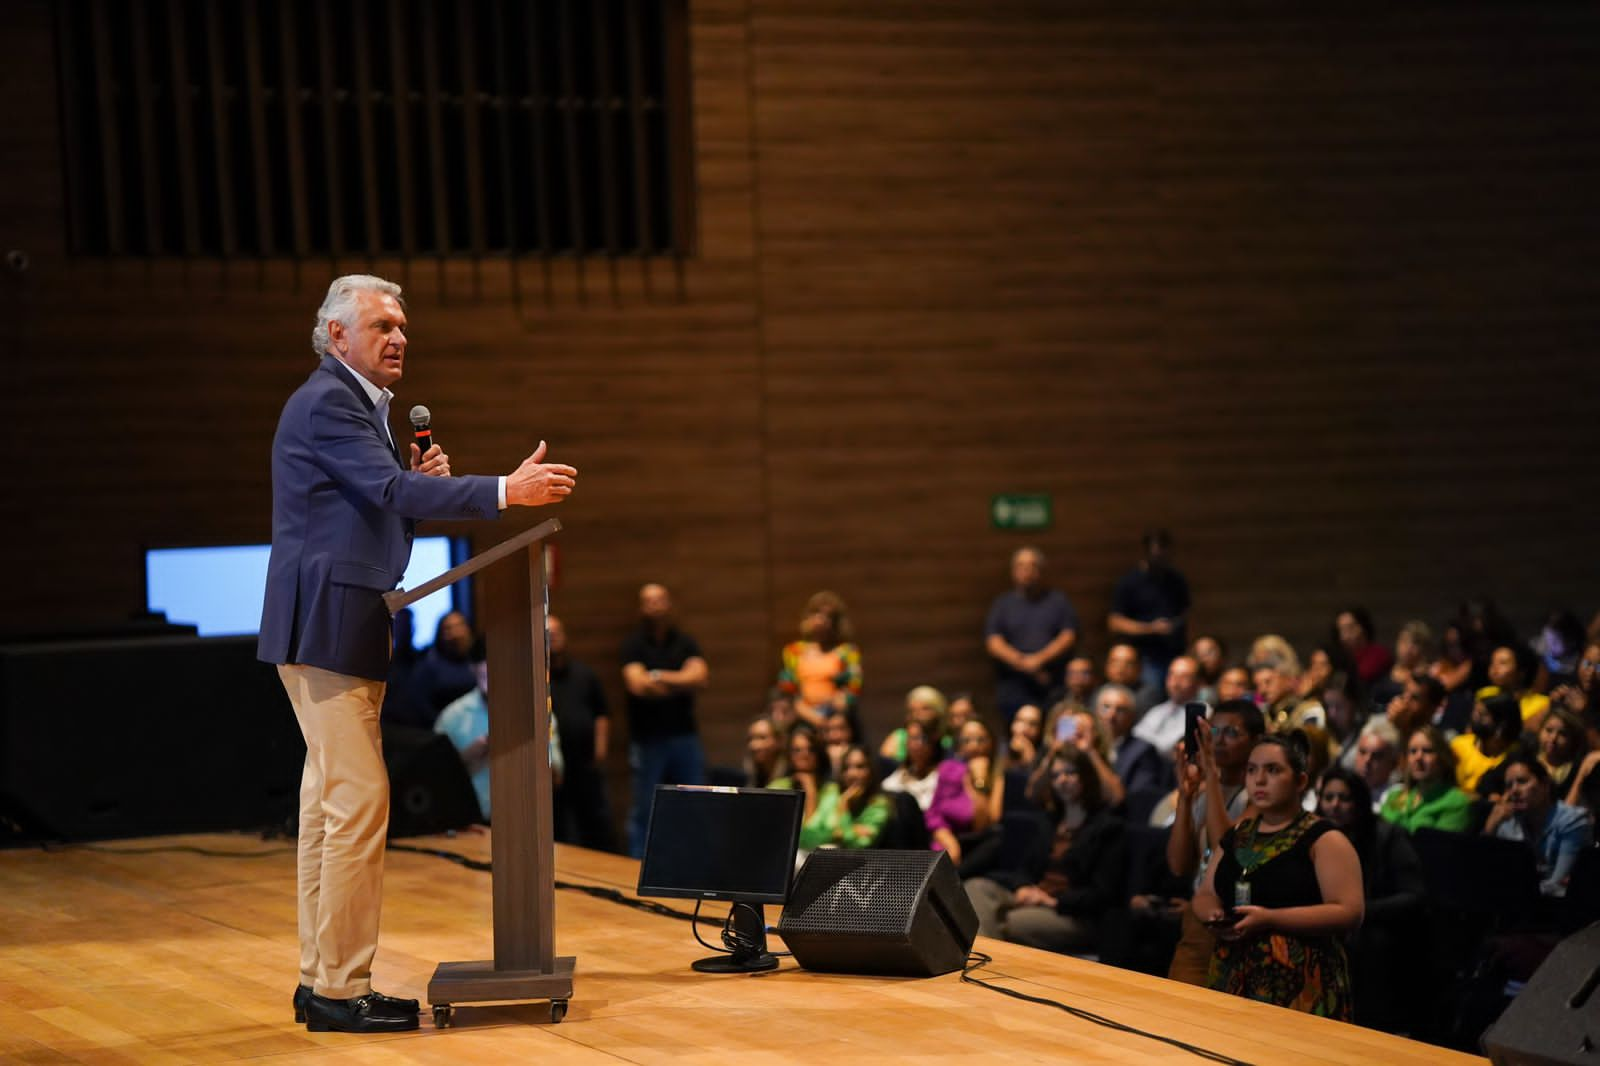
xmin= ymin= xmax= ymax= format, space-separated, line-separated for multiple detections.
xmin=1041 ymin=699 xmax=1124 ymax=809
xmin=1193 ymin=732 xmax=1364 ymax=1020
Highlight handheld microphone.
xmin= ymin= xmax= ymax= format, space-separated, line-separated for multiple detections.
xmin=408 ymin=405 xmax=433 ymax=455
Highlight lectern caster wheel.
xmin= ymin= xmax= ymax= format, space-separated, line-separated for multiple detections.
xmin=432 ymin=1004 xmax=453 ymax=1029
xmin=550 ymin=999 xmax=568 ymax=1024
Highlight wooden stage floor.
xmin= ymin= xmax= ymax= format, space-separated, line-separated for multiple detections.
xmin=0 ymin=832 xmax=1486 ymax=1065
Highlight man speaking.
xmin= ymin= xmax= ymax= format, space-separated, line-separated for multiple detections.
xmin=258 ymin=275 xmax=576 ymax=1033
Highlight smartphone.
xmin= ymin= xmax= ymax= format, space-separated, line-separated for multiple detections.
xmin=1183 ymin=701 xmax=1210 ymax=754
xmin=1054 ymin=714 xmax=1078 ymax=743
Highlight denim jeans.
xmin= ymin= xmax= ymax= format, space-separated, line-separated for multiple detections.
xmin=626 ymin=732 xmax=707 ymax=857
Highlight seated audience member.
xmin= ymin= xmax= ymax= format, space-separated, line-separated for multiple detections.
xmin=1298 ymin=724 xmax=1333 ymax=809
xmin=1164 ymin=700 xmax=1265 ymax=986
xmin=1215 ymin=664 xmax=1254 ymax=703
xmin=1133 ymin=656 xmax=1202 ymax=763
xmin=1193 ymin=732 xmax=1363 ymax=1021
xmin=769 ymin=724 xmax=831 ymax=818
xmin=1380 ymin=726 xmax=1473 ymax=833
xmin=1538 ymin=706 xmax=1588 ymax=792
xmin=744 ymin=715 xmax=786 ymax=788
xmin=963 ymin=746 xmax=1128 ymax=955
xmin=1062 ymin=655 xmax=1097 ymax=714
xmin=925 ymin=720 xmax=1005 ymax=866
xmin=881 ymin=719 xmax=944 ymax=812
xmin=1007 ymin=703 xmax=1047 ymax=774
xmin=1333 ymin=606 xmax=1394 ymax=689
xmin=1191 ymin=635 xmax=1227 ymax=705
xmin=765 ymin=688 xmax=798 ymax=734
xmin=1430 ymin=621 xmax=1475 ymax=693
xmin=1321 ymin=671 xmax=1365 ymax=769
xmin=1386 ymin=672 xmax=1447 ymax=739
xmin=435 ymin=661 xmax=564 ymax=822
xmin=1559 ymin=647 xmax=1600 ymax=811
xmin=1094 ymin=683 xmax=1168 ymax=798
xmin=880 ymin=685 xmax=950 ymax=762
xmin=1484 ymin=754 xmax=1594 ymax=898
xmin=1105 ymin=643 xmax=1159 ymax=712
xmin=797 ymin=744 xmax=892 ymax=851
xmin=1249 ymin=638 xmax=1319 ymax=732
xmin=1477 ymin=643 xmax=1551 ymax=728
xmin=1549 ymin=639 xmax=1600 ymax=725
xmin=1455 ymin=597 xmax=1521 ymax=690
xmin=1532 ymin=610 xmax=1586 ymax=691
xmin=1371 ymin=619 xmax=1434 ymax=708
xmin=1451 ymin=693 xmax=1525 ymax=795
xmin=1297 ymin=646 xmax=1336 ymax=703
xmin=1568 ymin=748 xmax=1600 ymax=814
xmin=1041 ymin=703 xmax=1124 ymax=810
xmin=822 ymin=711 xmax=857 ymax=776
xmin=409 ymin=611 xmax=481 ymax=726
xmin=1351 ymin=718 xmax=1403 ymax=810
xmin=1316 ymin=767 xmax=1425 ymax=1032
xmin=948 ymin=692 xmax=978 ymax=734
xmin=774 ymin=590 xmax=863 ymax=730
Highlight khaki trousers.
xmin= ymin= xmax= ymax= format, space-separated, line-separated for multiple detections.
xmin=278 ymin=664 xmax=390 ymax=1000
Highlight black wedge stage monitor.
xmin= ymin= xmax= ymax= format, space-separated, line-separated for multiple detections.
xmin=637 ymin=785 xmax=804 ymax=905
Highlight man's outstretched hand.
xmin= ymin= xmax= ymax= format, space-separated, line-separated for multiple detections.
xmin=506 ymin=441 xmax=577 ymax=506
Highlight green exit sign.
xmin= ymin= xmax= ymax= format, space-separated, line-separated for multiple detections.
xmin=991 ymin=493 xmax=1052 ymax=530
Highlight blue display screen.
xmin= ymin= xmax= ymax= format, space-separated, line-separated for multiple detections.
xmin=145 ymin=537 xmax=460 ymax=641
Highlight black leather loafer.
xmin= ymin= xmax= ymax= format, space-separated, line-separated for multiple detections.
xmin=304 ymin=992 xmax=420 ymax=1033
xmin=295 ymin=984 xmax=418 ymax=1024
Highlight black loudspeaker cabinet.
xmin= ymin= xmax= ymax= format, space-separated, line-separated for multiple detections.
xmin=0 ymin=636 xmax=304 ymax=841
xmin=778 ymin=849 xmax=979 ymax=977
xmin=1482 ymin=920 xmax=1600 ymax=1066
xmin=381 ymin=724 xmax=483 ymax=838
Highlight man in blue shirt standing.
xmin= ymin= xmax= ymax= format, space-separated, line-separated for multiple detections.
xmin=984 ymin=546 xmax=1080 ymax=722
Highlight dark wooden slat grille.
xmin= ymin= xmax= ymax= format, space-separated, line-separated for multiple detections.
xmin=53 ymin=0 xmax=691 ymax=263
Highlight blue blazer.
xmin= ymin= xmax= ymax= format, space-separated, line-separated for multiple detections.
xmin=258 ymin=355 xmax=500 ymax=681
xmin=1113 ymin=735 xmax=1171 ymax=796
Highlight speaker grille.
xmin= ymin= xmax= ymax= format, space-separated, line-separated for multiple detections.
xmin=782 ymin=850 xmax=932 ymax=936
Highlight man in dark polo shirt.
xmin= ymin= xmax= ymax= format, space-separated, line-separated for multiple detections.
xmin=549 ymin=614 xmax=616 ymax=852
xmin=1108 ymin=529 xmax=1192 ymax=692
xmin=984 ymin=546 xmax=1080 ymax=722
xmin=620 ymin=583 xmax=709 ymax=857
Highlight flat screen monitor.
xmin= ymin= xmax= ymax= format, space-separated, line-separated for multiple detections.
xmin=636 ymin=785 xmax=804 ymax=906
xmin=144 ymin=536 xmax=463 ymax=640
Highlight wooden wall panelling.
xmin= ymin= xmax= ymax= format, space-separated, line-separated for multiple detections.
xmin=1 ymin=2 xmax=1598 ymax=818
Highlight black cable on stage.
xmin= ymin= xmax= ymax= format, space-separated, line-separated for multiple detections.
xmin=960 ymin=950 xmax=1256 ymax=1066
xmin=386 ymin=842 xmax=790 ymax=958
xmin=49 ymin=837 xmax=1246 ymax=1062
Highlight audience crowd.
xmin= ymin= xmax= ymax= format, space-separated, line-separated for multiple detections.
xmin=380 ymin=533 xmax=1600 ymax=1045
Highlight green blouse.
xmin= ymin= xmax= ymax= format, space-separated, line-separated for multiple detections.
xmin=779 ymin=782 xmax=892 ymax=851
xmin=1379 ymin=779 xmax=1474 ymax=834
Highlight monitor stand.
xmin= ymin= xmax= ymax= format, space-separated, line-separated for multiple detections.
xmin=691 ymin=903 xmax=780 ymax=974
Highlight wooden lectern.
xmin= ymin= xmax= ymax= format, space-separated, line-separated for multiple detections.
xmin=382 ymin=518 xmax=574 ymax=1027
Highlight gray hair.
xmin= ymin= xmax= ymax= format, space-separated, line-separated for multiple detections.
xmin=312 ymin=274 xmax=403 ymax=355
xmin=1092 ymin=683 xmax=1137 ymax=710
xmin=1358 ymin=716 xmax=1400 ymax=749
